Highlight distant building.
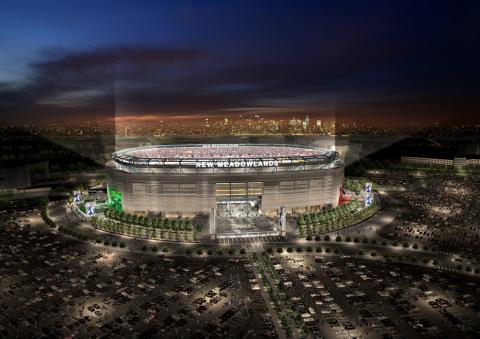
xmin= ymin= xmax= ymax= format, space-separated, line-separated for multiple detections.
xmin=0 ymin=161 xmax=49 ymax=194
xmin=401 ymin=156 xmax=480 ymax=168
xmin=303 ymin=115 xmax=310 ymax=130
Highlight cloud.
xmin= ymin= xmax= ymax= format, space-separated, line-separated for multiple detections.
xmin=34 ymin=45 xmax=202 ymax=71
xmin=0 ymin=45 xmax=205 ymax=122
xmin=0 ymin=36 xmax=479 ymax=125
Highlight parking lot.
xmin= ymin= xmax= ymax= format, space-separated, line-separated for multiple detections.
xmin=0 ymin=211 xmax=277 ymax=338
xmin=259 ymin=253 xmax=480 ymax=338
xmin=1 ymin=177 xmax=480 ymax=339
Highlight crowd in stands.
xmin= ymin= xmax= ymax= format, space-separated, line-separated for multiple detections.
xmin=125 ymin=145 xmax=326 ymax=159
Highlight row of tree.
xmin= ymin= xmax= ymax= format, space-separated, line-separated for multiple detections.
xmin=104 ymin=207 xmax=194 ymax=232
xmin=298 ymin=199 xmax=361 ymax=226
xmin=90 ymin=216 xmax=196 ymax=241
xmin=40 ymin=201 xmax=57 ymax=228
xmin=297 ymin=199 xmax=377 ymax=236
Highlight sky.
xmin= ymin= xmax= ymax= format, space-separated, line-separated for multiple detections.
xmin=0 ymin=0 xmax=479 ymax=126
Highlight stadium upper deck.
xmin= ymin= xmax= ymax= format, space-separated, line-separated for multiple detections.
xmin=112 ymin=144 xmax=338 ymax=168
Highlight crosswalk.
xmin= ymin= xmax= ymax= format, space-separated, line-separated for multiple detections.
xmin=217 ymin=236 xmax=284 ymax=245
xmin=50 ymin=214 xmax=68 ymax=223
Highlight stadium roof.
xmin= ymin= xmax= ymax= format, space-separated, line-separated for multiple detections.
xmin=111 ymin=144 xmax=339 ymax=168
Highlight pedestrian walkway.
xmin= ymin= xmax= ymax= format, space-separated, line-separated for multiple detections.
xmin=217 ymin=235 xmax=283 ymax=245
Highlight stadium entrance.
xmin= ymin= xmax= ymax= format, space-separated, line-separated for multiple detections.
xmin=214 ymin=182 xmax=279 ymax=238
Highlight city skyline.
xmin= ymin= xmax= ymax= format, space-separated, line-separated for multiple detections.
xmin=1 ymin=1 xmax=479 ymax=127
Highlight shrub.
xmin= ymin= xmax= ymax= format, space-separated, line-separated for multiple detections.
xmin=141 ymin=245 xmax=147 ymax=251
xmin=381 ymin=240 xmax=388 ymax=246
xmin=296 ymin=247 xmax=303 ymax=253
xmin=353 ymin=237 xmax=360 ymax=243
xmin=240 ymin=248 xmax=246 ymax=255
xmin=306 ymin=247 xmax=312 ymax=252
xmin=162 ymin=247 xmax=169 ymax=253
xmin=315 ymin=235 xmax=321 ymax=241
xmin=433 ymin=260 xmax=439 ymax=265
xmin=403 ymin=242 xmax=409 ymax=248
xmin=228 ymin=249 xmax=235 ymax=255
xmin=456 ymin=265 xmax=463 ymax=271
xmin=412 ymin=243 xmax=419 ymax=249
xmin=151 ymin=246 xmax=158 ymax=252
xmin=358 ymin=250 xmax=364 ymax=255
xmin=324 ymin=235 xmax=330 ymax=241
xmin=392 ymin=241 xmax=399 ymax=247
xmin=112 ymin=241 xmax=118 ymax=247
xmin=276 ymin=247 xmax=283 ymax=253
xmin=334 ymin=248 xmax=340 ymax=254
xmin=345 ymin=236 xmax=351 ymax=242
xmin=186 ymin=249 xmax=192 ymax=255
xmin=422 ymin=258 xmax=429 ymax=264
xmin=96 ymin=238 xmax=102 ymax=243
xmin=287 ymin=247 xmax=293 ymax=253
xmin=325 ymin=248 xmax=331 ymax=253
xmin=306 ymin=235 xmax=312 ymax=241
xmin=104 ymin=240 xmax=110 ymax=246
xmin=119 ymin=242 xmax=126 ymax=248
xmin=196 ymin=249 xmax=203 ymax=255
xmin=316 ymin=247 xmax=322 ymax=253
xmin=370 ymin=239 xmax=377 ymax=245
xmin=362 ymin=238 xmax=369 ymax=244
xmin=466 ymin=266 xmax=472 ymax=272
xmin=335 ymin=236 xmax=342 ymax=242
xmin=371 ymin=251 xmax=377 ymax=257
xmin=267 ymin=247 xmax=273 ymax=253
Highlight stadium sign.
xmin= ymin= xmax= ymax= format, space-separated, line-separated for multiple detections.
xmin=195 ymin=159 xmax=279 ymax=168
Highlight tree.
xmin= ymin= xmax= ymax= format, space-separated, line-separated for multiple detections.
xmin=163 ymin=219 xmax=171 ymax=229
xmin=299 ymin=227 xmax=305 ymax=237
xmin=185 ymin=219 xmax=192 ymax=231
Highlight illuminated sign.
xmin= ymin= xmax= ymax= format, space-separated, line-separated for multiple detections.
xmin=202 ymin=144 xmax=239 ymax=147
xmin=365 ymin=194 xmax=374 ymax=206
xmin=195 ymin=160 xmax=279 ymax=168
xmin=73 ymin=191 xmax=81 ymax=202
xmin=365 ymin=182 xmax=372 ymax=193
xmin=86 ymin=202 xmax=95 ymax=216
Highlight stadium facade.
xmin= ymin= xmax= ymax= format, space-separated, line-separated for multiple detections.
xmin=106 ymin=144 xmax=344 ymax=237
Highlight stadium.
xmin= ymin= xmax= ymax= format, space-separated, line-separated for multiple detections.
xmin=106 ymin=144 xmax=344 ymax=238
